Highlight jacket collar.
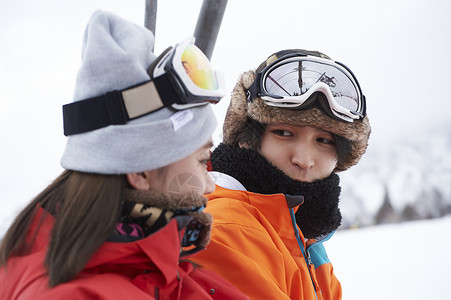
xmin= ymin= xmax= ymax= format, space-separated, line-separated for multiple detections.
xmin=88 ymin=219 xmax=183 ymax=286
xmin=207 ymin=182 xmax=304 ymax=241
xmin=209 ymin=171 xmax=246 ymax=191
xmin=30 ymin=207 xmax=188 ymax=287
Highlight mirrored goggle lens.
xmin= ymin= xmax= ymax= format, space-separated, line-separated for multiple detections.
xmin=264 ymin=60 xmax=360 ymax=111
xmin=181 ymin=44 xmax=218 ymax=90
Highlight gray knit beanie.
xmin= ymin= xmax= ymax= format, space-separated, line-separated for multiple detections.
xmin=61 ymin=10 xmax=217 ymax=174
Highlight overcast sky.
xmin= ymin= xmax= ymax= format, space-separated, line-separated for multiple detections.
xmin=1 ymin=0 xmax=450 ymax=233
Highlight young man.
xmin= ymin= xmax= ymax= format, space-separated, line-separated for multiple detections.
xmin=192 ymin=49 xmax=371 ymax=299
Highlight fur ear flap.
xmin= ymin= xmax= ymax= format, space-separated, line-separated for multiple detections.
xmin=223 ymin=70 xmax=256 ymax=145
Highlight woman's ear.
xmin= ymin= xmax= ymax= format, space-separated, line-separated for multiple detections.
xmin=126 ymin=172 xmax=151 ymax=190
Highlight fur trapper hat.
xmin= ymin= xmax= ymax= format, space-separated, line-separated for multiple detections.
xmin=223 ymin=50 xmax=371 ymax=171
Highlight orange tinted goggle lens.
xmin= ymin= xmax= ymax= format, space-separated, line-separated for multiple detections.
xmin=181 ymin=44 xmax=218 ymax=90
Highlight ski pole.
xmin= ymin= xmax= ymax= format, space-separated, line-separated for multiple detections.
xmin=193 ymin=0 xmax=228 ymax=60
xmin=144 ymin=0 xmax=158 ymax=52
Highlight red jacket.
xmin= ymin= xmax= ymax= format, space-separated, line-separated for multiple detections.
xmin=0 ymin=207 xmax=249 ymax=300
xmin=192 ymin=179 xmax=342 ymax=300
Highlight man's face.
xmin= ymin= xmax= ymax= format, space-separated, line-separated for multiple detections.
xmin=259 ymin=124 xmax=338 ymax=183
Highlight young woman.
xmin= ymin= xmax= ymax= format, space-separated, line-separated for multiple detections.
xmin=0 ymin=10 xmax=248 ymax=300
xmin=192 ymin=49 xmax=371 ymax=299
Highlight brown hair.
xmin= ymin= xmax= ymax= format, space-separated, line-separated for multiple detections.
xmin=0 ymin=170 xmax=127 ymax=287
xmin=237 ymin=117 xmax=352 ymax=168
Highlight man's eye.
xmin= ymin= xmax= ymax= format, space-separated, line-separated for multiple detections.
xmin=272 ymin=129 xmax=292 ymax=137
xmin=317 ymin=137 xmax=335 ymax=145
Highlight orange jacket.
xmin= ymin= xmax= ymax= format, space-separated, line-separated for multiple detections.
xmin=192 ymin=180 xmax=342 ymax=300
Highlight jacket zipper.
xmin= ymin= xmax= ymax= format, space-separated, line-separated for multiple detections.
xmin=289 ymin=208 xmax=319 ymax=299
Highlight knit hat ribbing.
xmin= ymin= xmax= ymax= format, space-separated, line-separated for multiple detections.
xmin=61 ymin=10 xmax=216 ymax=174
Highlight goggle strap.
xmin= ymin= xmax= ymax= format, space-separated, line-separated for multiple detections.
xmin=147 ymin=46 xmax=173 ymax=79
xmin=152 ymin=73 xmax=183 ymax=107
xmin=246 ymin=72 xmax=262 ymax=103
xmin=63 ymin=74 xmax=184 ymax=136
xmin=63 ymin=90 xmax=129 ymax=136
xmin=361 ymin=95 xmax=367 ymax=117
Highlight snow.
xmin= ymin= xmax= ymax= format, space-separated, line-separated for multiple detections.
xmin=327 ymin=216 xmax=451 ymax=299
xmin=338 ymin=125 xmax=451 ymax=227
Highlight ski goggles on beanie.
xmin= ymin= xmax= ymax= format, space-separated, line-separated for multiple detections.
xmin=63 ymin=36 xmax=225 ymax=136
xmin=246 ymin=52 xmax=366 ymax=122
